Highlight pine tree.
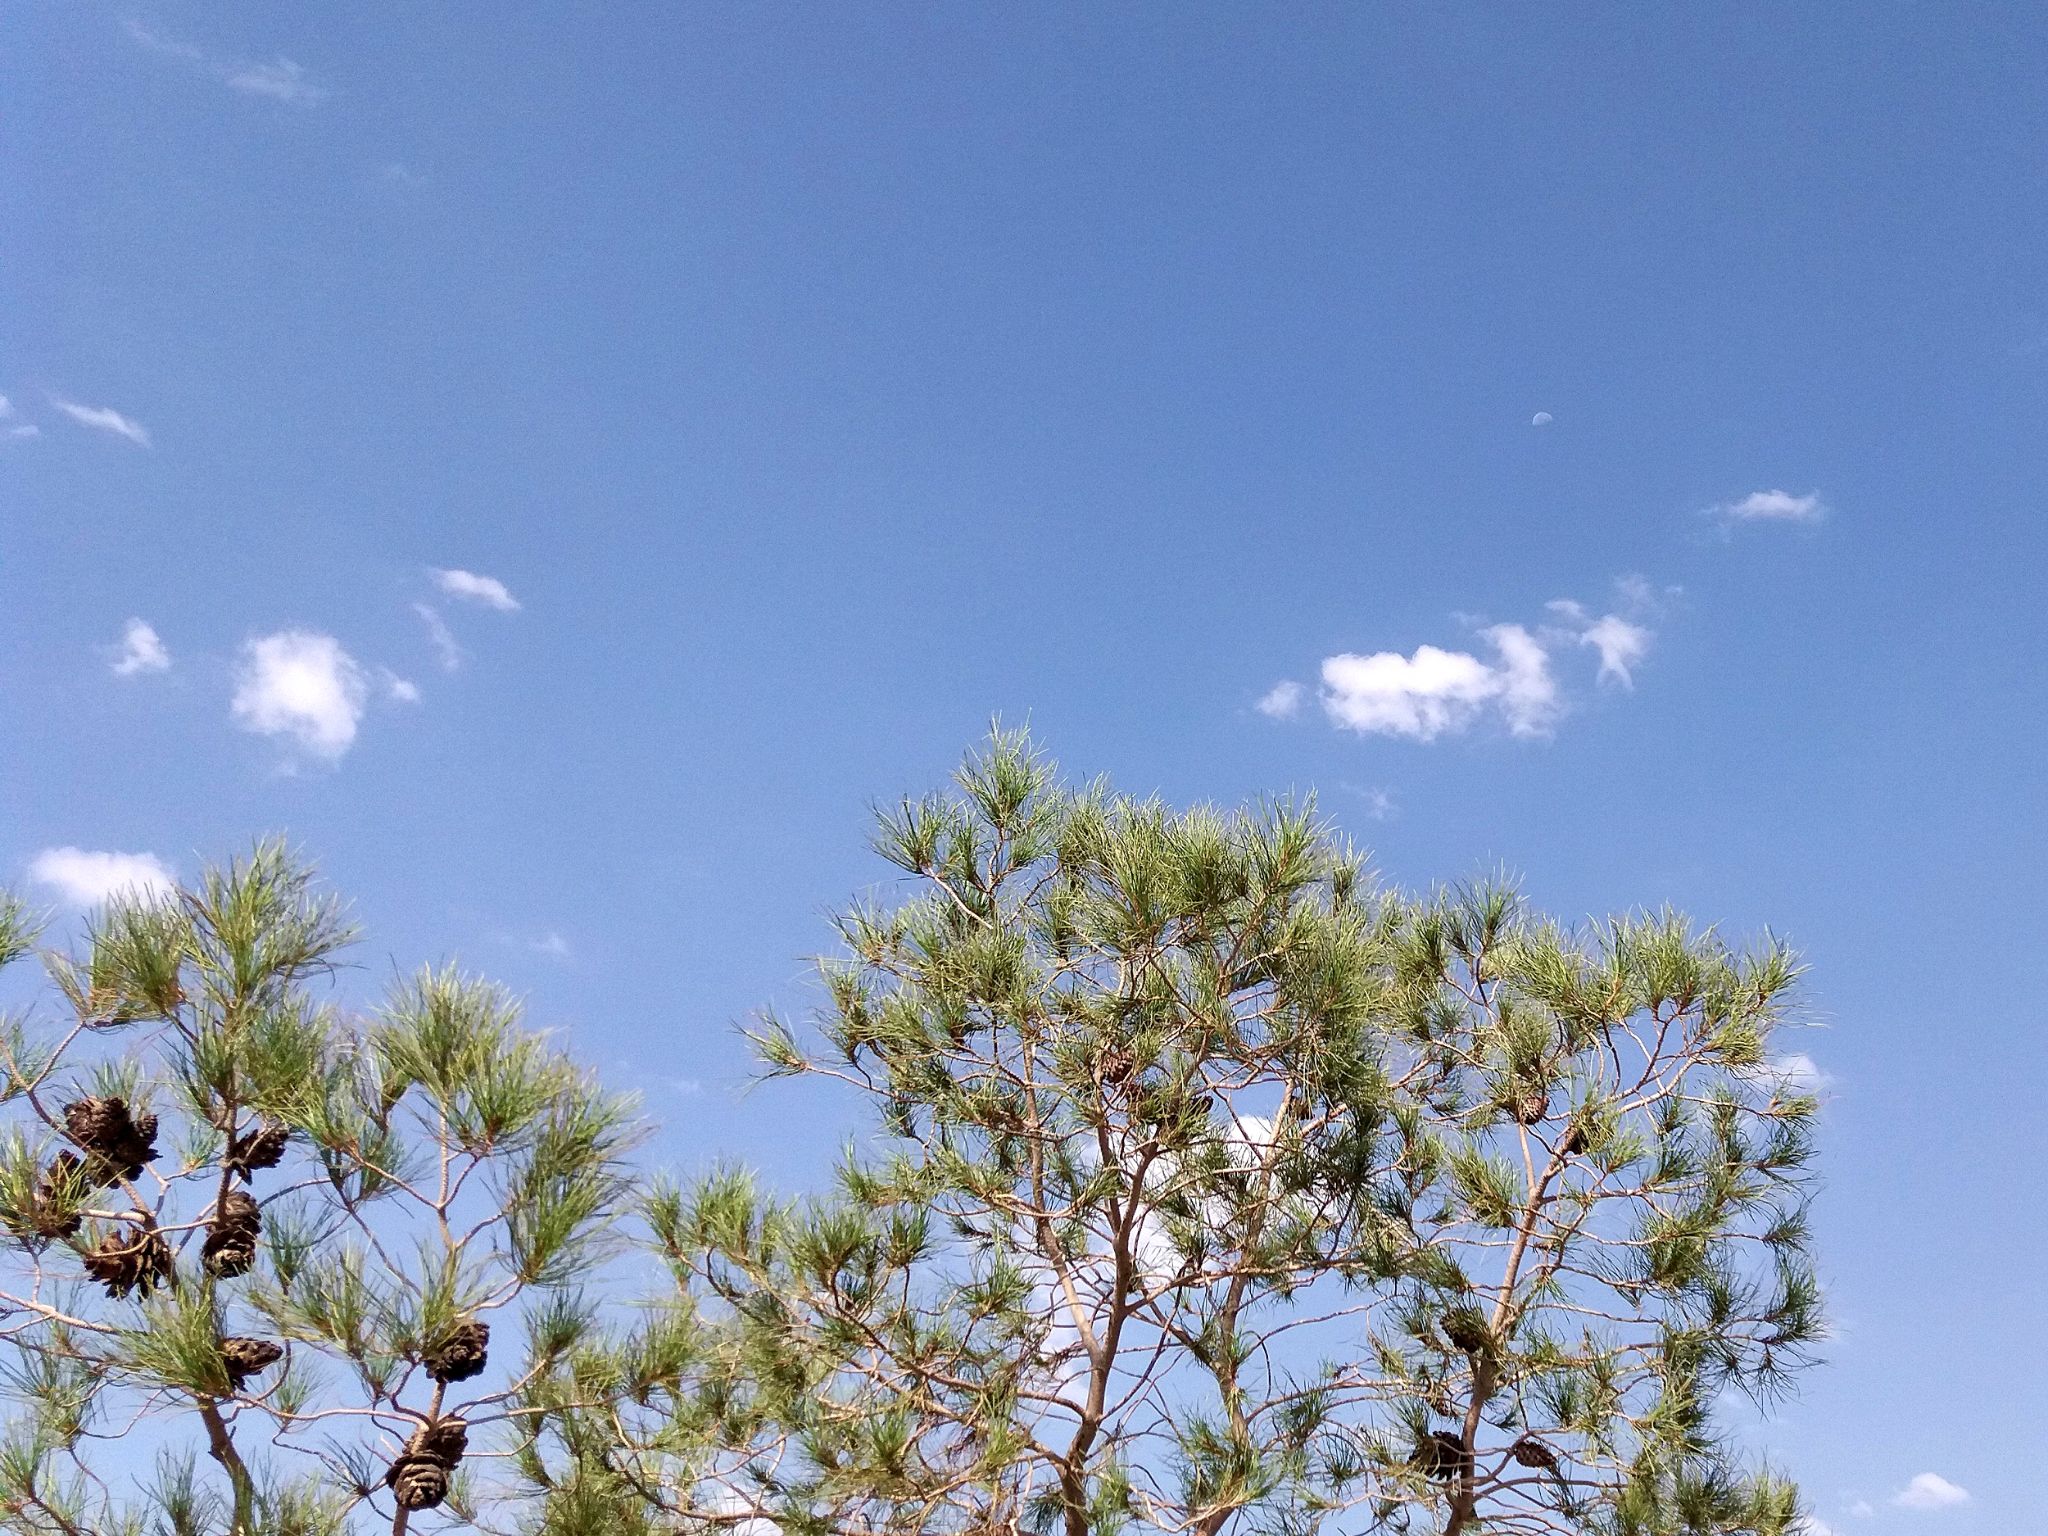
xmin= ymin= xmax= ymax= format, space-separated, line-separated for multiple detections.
xmin=519 ymin=733 xmax=1823 ymax=1536
xmin=0 ymin=844 xmax=637 ymax=1535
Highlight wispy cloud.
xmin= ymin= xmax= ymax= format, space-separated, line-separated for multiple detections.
xmin=1712 ymin=488 xmax=1826 ymax=525
xmin=124 ymin=20 xmax=328 ymax=105
xmin=413 ymin=603 xmax=463 ymax=672
xmin=1891 ymin=1474 xmax=1968 ymax=1511
xmin=108 ymin=619 xmax=171 ymax=677
xmin=383 ymin=672 xmax=422 ymax=704
xmin=30 ymin=848 xmax=175 ymax=907
xmin=231 ymin=630 xmax=367 ymax=760
xmin=1547 ymin=602 xmax=1652 ymax=687
xmin=431 ymin=568 xmax=521 ymax=612
xmin=531 ymin=932 xmax=572 ymax=961
xmin=1255 ymin=680 xmax=1305 ymax=720
xmin=49 ymin=398 xmax=151 ymax=447
xmin=1 ymin=399 xmax=41 ymax=443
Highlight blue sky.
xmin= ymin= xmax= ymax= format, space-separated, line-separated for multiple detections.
xmin=3 ymin=4 xmax=2044 ymax=1527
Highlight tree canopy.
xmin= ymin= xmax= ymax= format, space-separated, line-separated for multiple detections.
xmin=0 ymin=736 xmax=1823 ymax=1536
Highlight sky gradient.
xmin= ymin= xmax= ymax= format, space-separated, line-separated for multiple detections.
xmin=4 ymin=6 xmax=2045 ymax=1529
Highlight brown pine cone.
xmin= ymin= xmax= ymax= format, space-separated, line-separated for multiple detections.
xmin=1412 ymin=1429 xmax=1470 ymax=1483
xmin=389 ymin=1458 xmax=449 ymax=1511
xmin=1441 ymin=1308 xmax=1493 ymax=1356
xmin=220 ymin=1336 xmax=284 ymax=1388
xmin=227 ymin=1123 xmax=289 ymax=1178
xmin=415 ymin=1417 xmax=469 ymax=1465
xmin=1508 ymin=1435 xmax=1558 ymax=1470
xmin=203 ymin=1190 xmax=262 ymax=1278
xmin=384 ymin=1416 xmax=468 ymax=1510
xmin=63 ymin=1097 xmax=158 ymax=1181
xmin=81 ymin=1224 xmax=173 ymax=1299
xmin=1507 ymin=1086 xmax=1549 ymax=1126
xmin=1559 ymin=1122 xmax=1588 ymax=1157
xmin=29 ymin=1153 xmax=93 ymax=1237
xmin=425 ymin=1319 xmax=490 ymax=1384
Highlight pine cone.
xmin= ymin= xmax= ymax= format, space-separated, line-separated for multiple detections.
xmin=384 ymin=1417 xmax=468 ymax=1510
xmin=220 ymin=1336 xmax=284 ymax=1388
xmin=1441 ymin=1308 xmax=1493 ymax=1356
xmin=62 ymin=1097 xmax=158 ymax=1181
xmin=425 ymin=1319 xmax=490 ymax=1384
xmin=1508 ymin=1086 xmax=1549 ymax=1126
xmin=389 ymin=1458 xmax=449 ymax=1511
xmin=203 ymin=1189 xmax=262 ymax=1278
xmin=1508 ymin=1435 xmax=1558 ymax=1471
xmin=1411 ymin=1429 xmax=1470 ymax=1483
xmin=29 ymin=1153 xmax=92 ymax=1237
xmin=1559 ymin=1122 xmax=1588 ymax=1157
xmin=1099 ymin=1047 xmax=1138 ymax=1086
xmin=415 ymin=1417 xmax=469 ymax=1465
xmin=81 ymin=1224 xmax=173 ymax=1299
xmin=227 ymin=1123 xmax=290 ymax=1178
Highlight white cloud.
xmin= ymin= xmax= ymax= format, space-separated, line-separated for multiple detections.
xmin=1579 ymin=613 xmax=1652 ymax=687
xmin=414 ymin=603 xmax=463 ymax=672
xmin=231 ymin=631 xmax=367 ymax=760
xmin=1320 ymin=624 xmax=1560 ymax=743
xmin=30 ymin=848 xmax=175 ymax=907
xmin=1892 ymin=1474 xmax=1969 ymax=1511
xmin=1256 ymin=680 xmax=1305 ymax=720
xmin=125 ymin=21 xmax=326 ymax=105
xmin=1321 ymin=644 xmax=1500 ymax=742
xmin=5 ymin=425 xmax=39 ymax=440
xmin=531 ymin=932 xmax=571 ymax=960
xmin=432 ymin=568 xmax=521 ymax=612
xmin=225 ymin=58 xmax=326 ymax=104
xmin=384 ymin=673 xmax=422 ymax=704
xmin=1485 ymin=623 xmax=1559 ymax=736
xmin=1714 ymin=488 xmax=1825 ymax=524
xmin=1531 ymin=411 xmax=1553 ymax=426
xmin=1767 ymin=1052 xmax=1831 ymax=1094
xmin=109 ymin=619 xmax=171 ymax=678
xmin=1850 ymin=1501 xmax=1874 ymax=1518
xmin=49 ymin=398 xmax=151 ymax=447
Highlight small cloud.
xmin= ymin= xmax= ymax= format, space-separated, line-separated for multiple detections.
xmin=1849 ymin=1501 xmax=1874 ymax=1518
xmin=1767 ymin=1052 xmax=1832 ymax=1094
xmin=668 ymin=1077 xmax=703 ymax=1096
xmin=413 ymin=603 xmax=463 ymax=672
xmin=108 ymin=619 xmax=171 ymax=677
xmin=1531 ymin=411 xmax=1553 ymax=427
xmin=125 ymin=20 xmax=327 ymax=105
xmin=1320 ymin=625 xmax=1559 ymax=743
xmin=432 ymin=568 xmax=520 ymax=612
xmin=1343 ymin=785 xmax=1397 ymax=821
xmin=530 ymin=932 xmax=571 ymax=961
xmin=1256 ymin=680 xmax=1305 ymax=720
xmin=49 ymin=398 xmax=150 ymax=447
xmin=1713 ymin=488 xmax=1826 ymax=525
xmin=30 ymin=848 xmax=175 ymax=907
xmin=231 ymin=630 xmax=367 ymax=760
xmin=4 ymin=424 xmax=39 ymax=440
xmin=225 ymin=58 xmax=326 ymax=104
xmin=375 ymin=162 xmax=427 ymax=187
xmin=1891 ymin=1474 xmax=1968 ymax=1511
xmin=383 ymin=672 xmax=422 ymax=704
xmin=1579 ymin=613 xmax=1651 ymax=687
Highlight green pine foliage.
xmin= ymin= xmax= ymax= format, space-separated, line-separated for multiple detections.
xmin=0 ymin=740 xmax=1826 ymax=1536
xmin=513 ymin=733 xmax=1824 ymax=1536
xmin=0 ymin=844 xmax=638 ymax=1535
